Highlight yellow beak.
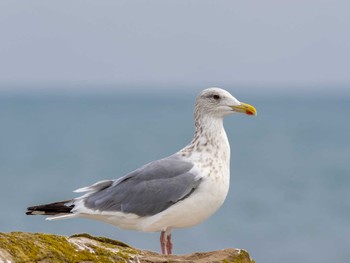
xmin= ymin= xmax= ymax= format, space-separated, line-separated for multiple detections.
xmin=231 ymin=102 xmax=257 ymax=116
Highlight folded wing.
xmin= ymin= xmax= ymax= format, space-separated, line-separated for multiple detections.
xmin=80 ymin=155 xmax=201 ymax=216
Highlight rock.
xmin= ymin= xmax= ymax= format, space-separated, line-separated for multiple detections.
xmin=0 ymin=232 xmax=255 ymax=263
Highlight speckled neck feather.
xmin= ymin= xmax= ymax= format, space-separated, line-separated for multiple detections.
xmin=180 ymin=106 xmax=230 ymax=163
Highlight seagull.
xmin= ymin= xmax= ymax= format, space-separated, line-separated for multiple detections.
xmin=26 ymin=87 xmax=257 ymax=255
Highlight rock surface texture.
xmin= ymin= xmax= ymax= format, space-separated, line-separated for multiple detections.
xmin=0 ymin=232 xmax=254 ymax=263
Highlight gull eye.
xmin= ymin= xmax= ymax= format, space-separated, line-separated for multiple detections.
xmin=213 ymin=94 xmax=220 ymax=100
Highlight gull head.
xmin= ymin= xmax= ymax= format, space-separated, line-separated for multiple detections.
xmin=195 ymin=87 xmax=257 ymax=118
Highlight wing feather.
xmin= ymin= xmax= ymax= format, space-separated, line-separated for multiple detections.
xmin=81 ymin=155 xmax=200 ymax=216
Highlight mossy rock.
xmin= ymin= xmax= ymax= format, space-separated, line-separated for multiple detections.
xmin=0 ymin=232 xmax=136 ymax=263
xmin=0 ymin=232 xmax=254 ymax=263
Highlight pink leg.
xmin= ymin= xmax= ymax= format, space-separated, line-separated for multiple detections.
xmin=159 ymin=230 xmax=173 ymax=255
xmin=160 ymin=231 xmax=167 ymax=255
xmin=166 ymin=233 xmax=173 ymax=255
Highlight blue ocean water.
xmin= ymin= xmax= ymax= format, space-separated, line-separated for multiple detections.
xmin=0 ymin=89 xmax=349 ymax=263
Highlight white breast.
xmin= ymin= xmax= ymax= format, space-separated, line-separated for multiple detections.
xmin=138 ymin=127 xmax=233 ymax=232
xmin=139 ymin=151 xmax=230 ymax=232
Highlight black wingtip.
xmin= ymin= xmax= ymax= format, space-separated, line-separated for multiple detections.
xmin=25 ymin=210 xmax=35 ymax=215
xmin=26 ymin=206 xmax=41 ymax=215
xmin=25 ymin=200 xmax=74 ymax=216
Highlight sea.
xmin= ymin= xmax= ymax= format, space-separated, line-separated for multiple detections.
xmin=0 ymin=88 xmax=349 ymax=263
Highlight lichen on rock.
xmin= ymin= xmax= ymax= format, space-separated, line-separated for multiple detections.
xmin=0 ymin=232 xmax=136 ymax=263
xmin=0 ymin=232 xmax=254 ymax=263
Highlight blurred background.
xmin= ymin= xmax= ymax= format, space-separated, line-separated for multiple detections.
xmin=0 ymin=1 xmax=349 ymax=262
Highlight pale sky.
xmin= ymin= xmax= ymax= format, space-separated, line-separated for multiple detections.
xmin=0 ymin=0 xmax=349 ymax=91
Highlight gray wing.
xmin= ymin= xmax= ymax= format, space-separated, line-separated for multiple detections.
xmin=83 ymin=155 xmax=201 ymax=216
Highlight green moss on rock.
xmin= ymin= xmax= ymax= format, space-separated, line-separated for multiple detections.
xmin=0 ymin=232 xmax=135 ymax=263
xmin=0 ymin=232 xmax=254 ymax=263
xmin=70 ymin=233 xmax=131 ymax=249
